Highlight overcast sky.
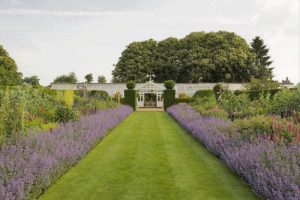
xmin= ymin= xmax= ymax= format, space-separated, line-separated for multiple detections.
xmin=0 ymin=0 xmax=299 ymax=85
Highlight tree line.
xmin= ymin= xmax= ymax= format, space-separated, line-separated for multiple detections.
xmin=112 ymin=31 xmax=273 ymax=83
xmin=0 ymin=31 xmax=273 ymax=86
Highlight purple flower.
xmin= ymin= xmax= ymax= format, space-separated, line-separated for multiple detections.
xmin=0 ymin=105 xmax=132 ymax=200
xmin=167 ymin=104 xmax=300 ymax=200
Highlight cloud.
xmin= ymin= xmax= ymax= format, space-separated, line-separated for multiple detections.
xmin=0 ymin=8 xmax=112 ymax=16
xmin=0 ymin=0 xmax=298 ymax=85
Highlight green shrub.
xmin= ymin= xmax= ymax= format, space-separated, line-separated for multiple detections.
xmin=235 ymin=115 xmax=272 ymax=141
xmin=124 ymin=89 xmax=137 ymax=111
xmin=126 ymin=80 xmax=136 ymax=89
xmin=271 ymin=86 xmax=300 ymax=113
xmin=191 ymin=95 xmax=227 ymax=119
xmin=90 ymin=90 xmax=110 ymax=101
xmin=213 ymin=83 xmax=226 ymax=101
xmin=163 ymin=89 xmax=175 ymax=110
xmin=178 ymin=92 xmax=190 ymax=99
xmin=164 ymin=80 xmax=175 ymax=89
xmin=54 ymin=105 xmax=79 ymax=124
xmin=192 ymin=90 xmax=214 ymax=99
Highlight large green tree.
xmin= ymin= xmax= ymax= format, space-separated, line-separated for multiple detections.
xmin=250 ymin=36 xmax=273 ymax=79
xmin=23 ymin=76 xmax=40 ymax=87
xmin=53 ymin=72 xmax=77 ymax=84
xmin=84 ymin=73 xmax=93 ymax=83
xmin=97 ymin=75 xmax=107 ymax=83
xmin=0 ymin=45 xmax=23 ymax=86
xmin=112 ymin=31 xmax=258 ymax=83
xmin=112 ymin=39 xmax=157 ymax=83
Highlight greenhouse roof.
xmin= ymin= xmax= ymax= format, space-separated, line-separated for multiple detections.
xmin=51 ymin=81 xmax=248 ymax=97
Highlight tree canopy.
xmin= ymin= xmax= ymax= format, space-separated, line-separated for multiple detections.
xmin=250 ymin=36 xmax=273 ymax=79
xmin=97 ymin=75 xmax=107 ymax=83
xmin=23 ymin=76 xmax=40 ymax=87
xmin=0 ymin=45 xmax=23 ymax=86
xmin=53 ymin=72 xmax=78 ymax=84
xmin=84 ymin=73 xmax=93 ymax=83
xmin=112 ymin=31 xmax=271 ymax=83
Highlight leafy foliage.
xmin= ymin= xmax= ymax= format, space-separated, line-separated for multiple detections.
xmin=164 ymin=80 xmax=175 ymax=89
xmin=54 ymin=105 xmax=79 ymax=124
xmin=126 ymin=80 xmax=136 ymax=89
xmin=23 ymin=76 xmax=40 ymax=88
xmin=192 ymin=90 xmax=214 ymax=99
xmin=250 ymin=36 xmax=273 ymax=79
xmin=0 ymin=45 xmax=23 ymax=86
xmin=112 ymin=31 xmax=260 ymax=83
xmin=85 ymin=73 xmax=93 ymax=83
xmin=53 ymin=72 xmax=78 ymax=84
xmin=97 ymin=75 xmax=107 ymax=83
xmin=163 ymin=89 xmax=175 ymax=110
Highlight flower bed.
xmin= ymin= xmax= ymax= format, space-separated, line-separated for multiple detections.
xmin=167 ymin=104 xmax=300 ymax=200
xmin=0 ymin=105 xmax=132 ymax=200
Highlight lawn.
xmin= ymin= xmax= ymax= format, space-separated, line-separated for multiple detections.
xmin=40 ymin=112 xmax=258 ymax=200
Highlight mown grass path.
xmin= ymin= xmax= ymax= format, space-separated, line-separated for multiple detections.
xmin=40 ymin=112 xmax=258 ymax=200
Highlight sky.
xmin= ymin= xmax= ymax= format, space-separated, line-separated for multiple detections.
xmin=0 ymin=0 xmax=299 ymax=85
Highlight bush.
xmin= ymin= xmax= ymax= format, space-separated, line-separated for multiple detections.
xmin=175 ymin=98 xmax=192 ymax=104
xmin=192 ymin=90 xmax=214 ymax=99
xmin=89 ymin=90 xmax=110 ymax=101
xmin=163 ymin=89 xmax=175 ymax=110
xmin=164 ymin=80 xmax=175 ymax=89
xmin=178 ymin=92 xmax=190 ymax=99
xmin=271 ymin=85 xmax=300 ymax=113
xmin=191 ymin=96 xmax=227 ymax=119
xmin=213 ymin=83 xmax=226 ymax=101
xmin=124 ymin=89 xmax=137 ymax=111
xmin=54 ymin=105 xmax=79 ymax=124
xmin=126 ymin=80 xmax=136 ymax=89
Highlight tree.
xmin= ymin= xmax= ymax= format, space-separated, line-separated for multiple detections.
xmin=250 ymin=36 xmax=273 ymax=79
xmin=23 ymin=76 xmax=40 ymax=87
xmin=112 ymin=39 xmax=157 ymax=83
xmin=112 ymin=31 xmax=257 ymax=83
xmin=97 ymin=75 xmax=107 ymax=83
xmin=53 ymin=72 xmax=77 ymax=84
xmin=0 ymin=45 xmax=23 ymax=86
xmin=85 ymin=73 xmax=93 ymax=83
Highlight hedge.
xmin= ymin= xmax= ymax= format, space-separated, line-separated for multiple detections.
xmin=124 ymin=89 xmax=137 ymax=111
xmin=192 ymin=90 xmax=215 ymax=99
xmin=175 ymin=98 xmax=192 ymax=104
xmin=163 ymin=89 xmax=175 ymax=110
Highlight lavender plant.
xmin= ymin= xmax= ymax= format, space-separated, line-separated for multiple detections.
xmin=0 ymin=105 xmax=132 ymax=200
xmin=167 ymin=104 xmax=300 ymax=200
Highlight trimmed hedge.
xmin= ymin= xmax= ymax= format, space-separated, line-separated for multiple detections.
xmin=126 ymin=80 xmax=136 ymax=89
xmin=124 ymin=89 xmax=137 ymax=111
xmin=163 ymin=89 xmax=175 ymax=110
xmin=164 ymin=80 xmax=175 ymax=89
xmin=175 ymin=98 xmax=192 ymax=104
xmin=192 ymin=90 xmax=215 ymax=99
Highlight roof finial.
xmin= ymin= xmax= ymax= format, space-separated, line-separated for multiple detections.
xmin=147 ymin=73 xmax=154 ymax=82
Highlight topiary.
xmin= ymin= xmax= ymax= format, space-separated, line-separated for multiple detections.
xmin=164 ymin=80 xmax=175 ymax=89
xmin=126 ymin=80 xmax=136 ymax=89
